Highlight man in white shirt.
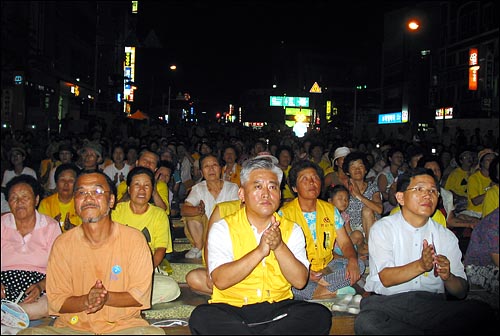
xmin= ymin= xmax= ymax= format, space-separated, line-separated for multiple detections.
xmin=355 ymin=168 xmax=495 ymax=334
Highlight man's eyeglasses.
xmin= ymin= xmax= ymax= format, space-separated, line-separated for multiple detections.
xmin=404 ymin=186 xmax=440 ymax=197
xmin=74 ymin=188 xmax=110 ymax=198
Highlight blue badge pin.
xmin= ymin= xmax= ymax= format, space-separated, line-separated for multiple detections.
xmin=112 ymin=265 xmax=122 ymax=274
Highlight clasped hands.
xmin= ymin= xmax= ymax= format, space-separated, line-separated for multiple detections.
xmin=55 ymin=213 xmax=76 ymax=231
xmin=259 ymin=215 xmax=283 ymax=256
xmin=196 ymin=200 xmax=205 ymax=215
xmin=84 ymin=280 xmax=108 ymax=314
xmin=421 ymin=239 xmax=451 ymax=281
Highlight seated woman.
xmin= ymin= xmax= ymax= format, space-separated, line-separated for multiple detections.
xmin=279 ymin=160 xmax=365 ymax=300
xmin=185 ymin=199 xmax=243 ymax=296
xmin=464 ymin=207 xmax=499 ymax=295
xmin=181 ymin=154 xmax=239 ymax=259
xmin=1 ymin=175 xmax=61 ymax=320
xmin=38 ymin=163 xmax=82 ymax=232
xmin=112 ymin=166 xmax=180 ymax=305
xmin=343 ymin=152 xmax=383 ymax=254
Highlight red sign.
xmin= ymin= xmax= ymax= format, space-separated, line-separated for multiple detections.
xmin=468 ymin=48 xmax=479 ymax=91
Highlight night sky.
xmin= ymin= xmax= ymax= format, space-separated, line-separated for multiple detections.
xmin=135 ymin=0 xmax=416 ymax=113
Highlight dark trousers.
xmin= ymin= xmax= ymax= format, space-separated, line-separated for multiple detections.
xmin=354 ymin=291 xmax=496 ymax=335
xmin=189 ymin=299 xmax=332 ymax=335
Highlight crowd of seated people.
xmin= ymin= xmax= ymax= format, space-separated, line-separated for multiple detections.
xmin=1 ymin=121 xmax=498 ymax=332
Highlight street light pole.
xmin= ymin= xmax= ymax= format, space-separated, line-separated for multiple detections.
xmin=167 ymin=85 xmax=171 ymax=123
xmin=402 ymin=19 xmax=420 ymax=124
xmin=167 ymin=64 xmax=176 ymax=124
xmin=353 ymin=85 xmax=366 ymax=140
xmin=353 ymin=87 xmax=357 ymax=136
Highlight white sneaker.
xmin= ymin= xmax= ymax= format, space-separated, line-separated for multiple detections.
xmin=331 ymin=294 xmax=353 ymax=312
xmin=347 ymin=294 xmax=363 ymax=314
xmin=185 ymin=247 xmax=201 ymax=259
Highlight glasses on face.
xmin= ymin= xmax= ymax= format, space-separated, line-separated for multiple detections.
xmin=74 ymin=188 xmax=110 ymax=199
xmin=405 ymin=186 xmax=440 ymax=197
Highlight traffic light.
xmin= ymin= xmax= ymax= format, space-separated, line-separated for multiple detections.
xmin=356 ymin=85 xmax=367 ymax=90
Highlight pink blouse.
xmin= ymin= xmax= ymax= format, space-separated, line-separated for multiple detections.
xmin=1 ymin=211 xmax=61 ymax=274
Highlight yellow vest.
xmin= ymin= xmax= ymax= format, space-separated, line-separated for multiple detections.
xmin=218 ymin=199 xmax=243 ymax=218
xmin=282 ymin=165 xmax=295 ymax=200
xmin=222 ymin=164 xmax=242 ymax=187
xmin=280 ymin=198 xmax=337 ymax=271
xmin=210 ymin=208 xmax=294 ymax=307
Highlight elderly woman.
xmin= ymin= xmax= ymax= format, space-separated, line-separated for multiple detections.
xmin=112 ymin=166 xmax=180 ymax=305
xmin=181 ymin=153 xmax=239 ymax=259
xmin=343 ymin=152 xmax=383 ymax=254
xmin=1 ymin=175 xmax=61 ymax=320
xmin=279 ymin=160 xmax=365 ymax=300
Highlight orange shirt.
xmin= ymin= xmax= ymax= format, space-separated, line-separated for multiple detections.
xmin=47 ymin=222 xmax=153 ymax=333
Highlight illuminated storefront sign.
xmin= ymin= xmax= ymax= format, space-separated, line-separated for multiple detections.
xmin=435 ymin=107 xmax=453 ymax=120
xmin=123 ymin=46 xmax=136 ymax=112
xmin=326 ymin=100 xmax=332 ymax=121
xmin=270 ymin=96 xmax=309 ymax=107
xmin=131 ymin=1 xmax=138 ymax=13
xmin=285 ymin=107 xmax=312 ymax=128
xmin=469 ymin=48 xmax=479 ymax=91
xmin=378 ymin=112 xmax=408 ymax=124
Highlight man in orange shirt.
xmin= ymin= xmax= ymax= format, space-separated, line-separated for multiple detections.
xmin=20 ymin=171 xmax=163 ymax=335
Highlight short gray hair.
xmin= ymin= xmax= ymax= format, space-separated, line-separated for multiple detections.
xmin=240 ymin=158 xmax=283 ymax=186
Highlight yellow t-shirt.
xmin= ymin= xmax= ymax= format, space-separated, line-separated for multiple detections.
xmin=466 ymin=171 xmax=491 ymax=214
xmin=482 ymin=185 xmax=499 ymax=218
xmin=444 ymin=167 xmax=469 ymax=197
xmin=37 ymin=193 xmax=82 ymax=231
xmin=112 ymin=201 xmax=172 ymax=253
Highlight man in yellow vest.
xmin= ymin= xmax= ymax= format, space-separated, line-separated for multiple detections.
xmin=188 ymin=157 xmax=332 ymax=334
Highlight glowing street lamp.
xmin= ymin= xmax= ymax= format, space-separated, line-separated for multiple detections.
xmin=165 ymin=65 xmax=177 ymax=123
xmin=407 ymin=19 xmax=420 ymax=31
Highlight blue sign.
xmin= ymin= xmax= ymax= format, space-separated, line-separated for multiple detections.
xmin=14 ymin=75 xmax=23 ymax=85
xmin=378 ymin=112 xmax=403 ymax=124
